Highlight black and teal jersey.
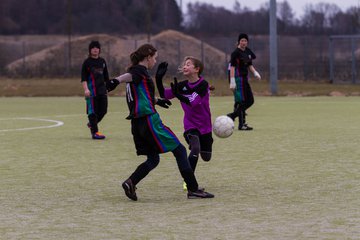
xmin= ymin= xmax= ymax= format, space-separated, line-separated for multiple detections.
xmin=81 ymin=57 xmax=109 ymax=96
xmin=230 ymin=47 xmax=256 ymax=77
xmin=125 ymin=65 xmax=157 ymax=119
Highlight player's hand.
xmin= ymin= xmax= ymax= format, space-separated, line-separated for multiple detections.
xmin=156 ymin=62 xmax=168 ymax=79
xmin=156 ymin=98 xmax=172 ymax=109
xmin=254 ymin=71 xmax=261 ymax=80
xmin=106 ymin=79 xmax=120 ymax=92
xmin=171 ymin=77 xmax=190 ymax=105
xmin=84 ymin=89 xmax=91 ymax=97
xmin=156 ymin=62 xmax=168 ymax=98
xmin=229 ymin=77 xmax=236 ymax=90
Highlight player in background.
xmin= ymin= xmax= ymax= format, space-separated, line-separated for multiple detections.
xmin=117 ymin=44 xmax=214 ymax=201
xmin=81 ymin=41 xmax=110 ymax=139
xmin=227 ymin=33 xmax=261 ymax=130
xmin=156 ymin=56 xmax=213 ymax=191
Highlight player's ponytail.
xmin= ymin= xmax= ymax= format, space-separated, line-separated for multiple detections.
xmin=128 ymin=44 xmax=157 ymax=70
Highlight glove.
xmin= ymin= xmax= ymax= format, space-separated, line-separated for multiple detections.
xmin=156 ymin=98 xmax=172 ymax=109
xmin=155 ymin=62 xmax=168 ymax=98
xmin=229 ymin=77 xmax=236 ymax=90
xmin=171 ymin=77 xmax=190 ymax=105
xmin=254 ymin=71 xmax=261 ymax=80
xmin=106 ymin=79 xmax=120 ymax=92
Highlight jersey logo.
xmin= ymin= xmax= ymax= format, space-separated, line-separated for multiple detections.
xmin=182 ymin=86 xmax=187 ymax=91
xmin=188 ymin=92 xmax=198 ymax=102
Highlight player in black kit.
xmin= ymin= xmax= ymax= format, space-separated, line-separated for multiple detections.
xmin=81 ymin=41 xmax=110 ymax=139
xmin=227 ymin=33 xmax=261 ymax=130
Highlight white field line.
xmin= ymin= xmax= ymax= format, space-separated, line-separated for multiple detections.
xmin=0 ymin=117 xmax=64 ymax=132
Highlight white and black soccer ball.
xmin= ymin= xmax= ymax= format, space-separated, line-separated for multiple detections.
xmin=212 ymin=115 xmax=234 ymax=138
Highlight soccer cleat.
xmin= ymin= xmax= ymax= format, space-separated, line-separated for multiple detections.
xmin=92 ymin=132 xmax=106 ymax=139
xmin=183 ymin=182 xmax=205 ymax=192
xmin=187 ymin=189 xmax=214 ymax=199
xmin=227 ymin=113 xmax=236 ymax=121
xmin=238 ymin=124 xmax=253 ymax=131
xmin=183 ymin=181 xmax=187 ymax=191
xmin=122 ymin=179 xmax=137 ymax=201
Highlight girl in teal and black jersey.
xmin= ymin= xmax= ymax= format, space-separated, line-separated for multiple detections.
xmin=81 ymin=41 xmax=109 ymax=139
xmin=117 ymin=44 xmax=214 ymax=201
xmin=227 ymin=33 xmax=261 ymax=130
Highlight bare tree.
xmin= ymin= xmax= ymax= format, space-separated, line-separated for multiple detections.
xmin=278 ymin=0 xmax=294 ymax=24
xmin=302 ymin=3 xmax=341 ymax=33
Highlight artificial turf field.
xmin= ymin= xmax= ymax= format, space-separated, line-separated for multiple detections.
xmin=1 ymin=96 xmax=359 ymax=239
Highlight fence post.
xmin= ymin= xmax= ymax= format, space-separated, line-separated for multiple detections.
xmin=201 ymin=40 xmax=204 ymax=64
xmin=177 ymin=39 xmax=181 ymax=67
xmin=269 ymin=0 xmax=278 ymax=95
xmin=329 ymin=37 xmax=334 ymax=84
xmin=351 ymin=37 xmax=356 ymax=84
xmin=303 ymin=37 xmax=308 ymax=81
xmin=22 ymin=41 xmax=26 ymax=76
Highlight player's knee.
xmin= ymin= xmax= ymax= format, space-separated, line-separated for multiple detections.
xmin=200 ymin=152 xmax=212 ymax=162
xmin=145 ymin=154 xmax=160 ymax=170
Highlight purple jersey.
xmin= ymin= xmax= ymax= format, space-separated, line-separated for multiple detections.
xmin=164 ymin=77 xmax=212 ymax=134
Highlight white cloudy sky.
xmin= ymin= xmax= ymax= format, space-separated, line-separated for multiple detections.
xmin=181 ymin=0 xmax=359 ymax=17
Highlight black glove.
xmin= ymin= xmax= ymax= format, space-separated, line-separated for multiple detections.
xmin=156 ymin=98 xmax=172 ymax=109
xmin=155 ymin=62 xmax=168 ymax=98
xmin=106 ymin=79 xmax=120 ymax=92
xmin=171 ymin=77 xmax=190 ymax=105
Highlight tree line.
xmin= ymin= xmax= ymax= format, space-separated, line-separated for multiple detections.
xmin=0 ymin=0 xmax=359 ymax=36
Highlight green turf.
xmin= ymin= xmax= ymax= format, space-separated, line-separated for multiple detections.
xmin=1 ymin=96 xmax=359 ymax=239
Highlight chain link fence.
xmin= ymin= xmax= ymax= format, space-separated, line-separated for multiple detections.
xmin=1 ymin=34 xmax=359 ymax=83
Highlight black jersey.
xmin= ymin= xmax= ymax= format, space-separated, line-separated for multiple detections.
xmin=230 ymin=47 xmax=256 ymax=76
xmin=81 ymin=57 xmax=109 ymax=96
xmin=125 ymin=65 xmax=157 ymax=119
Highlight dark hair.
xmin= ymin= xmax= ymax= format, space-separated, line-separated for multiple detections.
xmin=89 ymin=41 xmax=101 ymax=52
xmin=129 ymin=44 xmax=157 ymax=66
xmin=238 ymin=33 xmax=249 ymax=42
xmin=179 ymin=56 xmax=204 ymax=76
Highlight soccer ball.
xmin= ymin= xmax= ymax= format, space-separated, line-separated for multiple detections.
xmin=213 ymin=115 xmax=234 ymax=138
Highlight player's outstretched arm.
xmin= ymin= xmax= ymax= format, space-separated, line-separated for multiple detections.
xmin=115 ymin=73 xmax=132 ymax=83
xmin=106 ymin=73 xmax=132 ymax=92
xmin=155 ymin=62 xmax=168 ymax=98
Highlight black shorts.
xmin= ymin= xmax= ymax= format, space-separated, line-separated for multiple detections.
xmin=183 ymin=129 xmax=213 ymax=153
xmin=132 ymin=113 xmax=180 ymax=155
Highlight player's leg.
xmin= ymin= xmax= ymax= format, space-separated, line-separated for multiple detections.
xmin=91 ymin=97 xmax=106 ymax=139
xmin=96 ymin=95 xmax=108 ymax=123
xmin=240 ymin=80 xmax=254 ymax=130
xmin=199 ymin=132 xmax=213 ymax=162
xmin=122 ymin=153 xmax=160 ymax=201
xmin=184 ymin=130 xmax=200 ymax=172
xmin=172 ymin=144 xmax=214 ymax=199
xmin=122 ymin=118 xmax=160 ymax=201
xmin=244 ymin=80 xmax=254 ymax=111
xmin=227 ymin=102 xmax=240 ymax=120
xmin=85 ymin=96 xmax=103 ymax=138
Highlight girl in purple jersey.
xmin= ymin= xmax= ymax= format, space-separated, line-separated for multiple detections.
xmin=156 ymin=56 xmax=213 ymax=190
